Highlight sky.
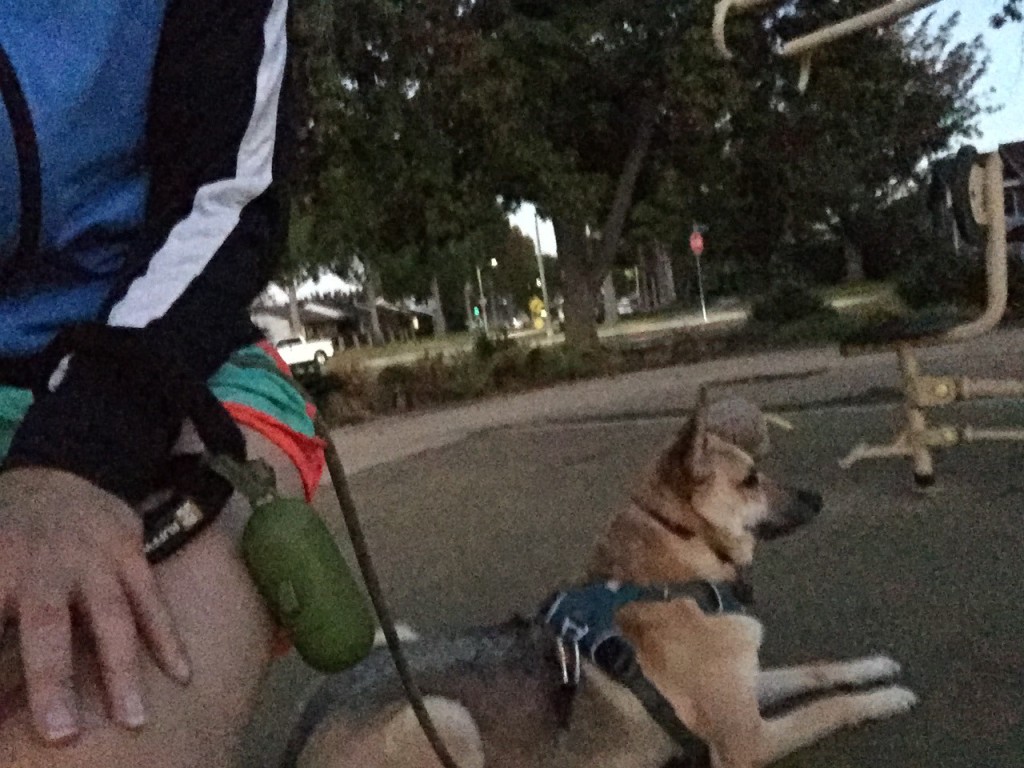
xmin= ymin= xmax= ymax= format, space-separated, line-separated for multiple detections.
xmin=511 ymin=0 xmax=1024 ymax=257
xmin=936 ymin=0 xmax=1024 ymax=150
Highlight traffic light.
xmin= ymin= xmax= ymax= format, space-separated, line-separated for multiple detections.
xmin=473 ymin=305 xmax=481 ymax=317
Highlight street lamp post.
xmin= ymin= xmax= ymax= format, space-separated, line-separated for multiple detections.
xmin=475 ymin=263 xmax=489 ymax=334
xmin=488 ymin=258 xmax=499 ymax=327
xmin=533 ymin=212 xmax=554 ymax=338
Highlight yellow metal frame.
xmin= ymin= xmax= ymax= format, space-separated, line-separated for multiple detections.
xmin=838 ymin=152 xmax=1024 ymax=486
xmin=712 ymin=5 xmax=1023 ymax=485
xmin=713 ymin=0 xmax=942 ymax=89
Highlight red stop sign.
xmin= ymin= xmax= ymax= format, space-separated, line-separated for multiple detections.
xmin=689 ymin=231 xmax=704 ymax=256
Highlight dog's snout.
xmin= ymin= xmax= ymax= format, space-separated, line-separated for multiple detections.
xmin=755 ymin=485 xmax=823 ymax=540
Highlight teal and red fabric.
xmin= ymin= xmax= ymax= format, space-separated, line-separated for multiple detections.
xmin=0 ymin=341 xmax=325 ymax=502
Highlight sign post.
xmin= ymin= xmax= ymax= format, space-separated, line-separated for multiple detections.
xmin=689 ymin=228 xmax=708 ymax=323
xmin=534 ymin=212 xmax=554 ymax=338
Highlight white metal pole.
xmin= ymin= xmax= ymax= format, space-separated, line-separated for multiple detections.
xmin=534 ymin=212 xmax=554 ymax=338
xmin=476 ymin=264 xmax=489 ymax=334
xmin=694 ymin=253 xmax=708 ymax=323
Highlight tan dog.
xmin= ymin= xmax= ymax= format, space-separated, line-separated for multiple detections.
xmin=281 ymin=398 xmax=916 ymax=768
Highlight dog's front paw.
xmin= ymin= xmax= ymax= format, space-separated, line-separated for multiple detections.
xmin=859 ymin=685 xmax=919 ymax=721
xmin=845 ymin=655 xmax=902 ymax=686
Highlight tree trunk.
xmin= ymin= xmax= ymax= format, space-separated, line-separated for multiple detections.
xmin=287 ymin=281 xmax=302 ymax=335
xmin=655 ymin=242 xmax=677 ymax=305
xmin=636 ymin=245 xmax=650 ymax=312
xmin=364 ymin=264 xmax=386 ymax=346
xmin=601 ymin=272 xmax=618 ymax=327
xmin=843 ymin=236 xmax=866 ymax=283
xmin=430 ymin=274 xmax=447 ymax=337
xmin=550 ymin=102 xmax=656 ymax=350
xmin=463 ymin=281 xmax=475 ymax=330
xmin=642 ymin=245 xmax=660 ymax=309
xmin=594 ymin=102 xmax=658 ymax=275
xmin=554 ymin=218 xmax=600 ymax=351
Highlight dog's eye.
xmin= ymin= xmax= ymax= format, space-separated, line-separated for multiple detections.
xmin=741 ymin=470 xmax=760 ymax=489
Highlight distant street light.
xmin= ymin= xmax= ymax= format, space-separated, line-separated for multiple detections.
xmin=490 ymin=257 xmax=498 ymax=268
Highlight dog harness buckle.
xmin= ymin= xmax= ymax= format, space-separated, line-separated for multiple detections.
xmin=705 ymin=581 xmax=725 ymax=614
xmin=555 ymin=636 xmax=582 ymax=687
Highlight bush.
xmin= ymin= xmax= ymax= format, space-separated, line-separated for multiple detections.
xmin=306 ymin=365 xmax=374 ymax=425
xmin=547 ymin=347 xmax=610 ymax=381
xmin=774 ymin=239 xmax=846 ymax=285
xmin=472 ymin=329 xmax=516 ymax=361
xmin=750 ymin=278 xmax=830 ymax=325
xmin=489 ymin=345 xmax=531 ymax=390
xmin=438 ymin=352 xmax=493 ymax=401
xmin=895 ymin=243 xmax=983 ymax=311
xmin=375 ymin=363 xmax=421 ymax=412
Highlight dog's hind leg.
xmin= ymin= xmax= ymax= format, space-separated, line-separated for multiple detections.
xmin=752 ymin=686 xmax=917 ymax=766
xmin=383 ymin=696 xmax=486 ymax=768
xmin=756 ymin=655 xmax=902 ymax=709
xmin=298 ymin=697 xmax=485 ymax=768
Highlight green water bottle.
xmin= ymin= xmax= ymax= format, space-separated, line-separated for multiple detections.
xmin=211 ymin=456 xmax=375 ymax=672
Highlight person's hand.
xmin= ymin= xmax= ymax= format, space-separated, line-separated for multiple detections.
xmin=0 ymin=468 xmax=191 ymax=743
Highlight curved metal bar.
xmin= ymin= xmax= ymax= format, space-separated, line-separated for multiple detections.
xmin=943 ymin=151 xmax=1008 ymax=342
xmin=780 ymin=0 xmax=941 ymax=58
xmin=715 ymin=0 xmax=941 ymax=61
xmin=713 ymin=0 xmax=777 ymax=60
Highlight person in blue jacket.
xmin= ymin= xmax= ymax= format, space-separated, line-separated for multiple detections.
xmin=0 ymin=2 xmax=326 ymax=764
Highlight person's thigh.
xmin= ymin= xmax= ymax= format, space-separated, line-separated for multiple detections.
xmin=0 ymin=428 xmax=301 ymax=767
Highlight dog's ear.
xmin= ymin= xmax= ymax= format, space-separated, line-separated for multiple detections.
xmin=659 ymin=389 xmax=713 ymax=489
xmin=691 ymin=387 xmax=713 ymax=476
xmin=678 ymin=388 xmax=713 ymax=482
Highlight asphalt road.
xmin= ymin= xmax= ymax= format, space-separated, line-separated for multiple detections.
xmin=242 ymin=397 xmax=1024 ymax=768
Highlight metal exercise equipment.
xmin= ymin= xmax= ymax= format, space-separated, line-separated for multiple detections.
xmin=838 ymin=149 xmax=1020 ymax=488
xmin=713 ymin=3 xmax=1022 ymax=488
xmin=714 ymin=0 xmax=941 ymax=90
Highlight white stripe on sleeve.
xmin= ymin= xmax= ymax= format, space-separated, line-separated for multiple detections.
xmin=108 ymin=0 xmax=288 ymax=328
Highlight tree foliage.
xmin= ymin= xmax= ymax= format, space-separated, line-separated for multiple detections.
xmin=992 ymin=1 xmax=1024 ymax=27
xmin=286 ymin=0 xmax=994 ymax=347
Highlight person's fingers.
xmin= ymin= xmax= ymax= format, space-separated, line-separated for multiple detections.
xmin=18 ymin=592 xmax=78 ymax=743
xmin=119 ymin=555 xmax=191 ymax=685
xmin=81 ymin=571 xmax=146 ymax=729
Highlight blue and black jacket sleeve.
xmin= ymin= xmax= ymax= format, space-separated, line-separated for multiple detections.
xmin=4 ymin=0 xmax=293 ymax=504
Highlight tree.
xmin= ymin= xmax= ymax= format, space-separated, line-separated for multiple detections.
xmin=287 ymin=0 xmax=992 ymax=349
xmin=772 ymin=6 xmax=989 ymax=282
xmin=491 ymin=226 xmax=543 ymax=314
xmin=290 ymin=0 xmax=506 ymax=339
xmin=472 ymin=0 xmax=742 ymax=348
xmin=620 ymin=3 xmax=990 ymax=293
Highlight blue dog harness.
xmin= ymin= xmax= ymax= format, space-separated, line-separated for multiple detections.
xmin=540 ymin=580 xmax=748 ymax=766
